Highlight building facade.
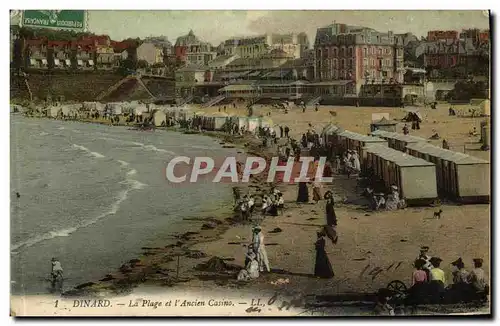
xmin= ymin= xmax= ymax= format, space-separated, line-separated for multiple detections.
xmin=137 ymin=42 xmax=164 ymax=66
xmin=222 ymin=33 xmax=308 ymax=59
xmin=174 ymin=30 xmax=217 ymax=66
xmin=427 ymin=30 xmax=458 ymax=41
xmin=314 ymin=23 xmax=404 ymax=95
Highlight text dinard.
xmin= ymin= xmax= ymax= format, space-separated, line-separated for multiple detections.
xmin=129 ymin=299 xmax=235 ymax=309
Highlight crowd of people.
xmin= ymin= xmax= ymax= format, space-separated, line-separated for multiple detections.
xmin=407 ymin=246 xmax=489 ymax=304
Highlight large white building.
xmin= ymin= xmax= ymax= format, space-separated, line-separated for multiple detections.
xmin=222 ymin=32 xmax=309 ymax=59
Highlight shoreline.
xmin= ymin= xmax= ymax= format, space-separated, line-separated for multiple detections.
xmin=12 ymin=113 xmax=272 ymax=298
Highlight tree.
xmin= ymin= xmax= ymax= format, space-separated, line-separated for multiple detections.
xmin=137 ymin=60 xmax=149 ymax=69
xmin=93 ymin=51 xmax=98 ymax=71
xmin=47 ymin=47 xmax=55 ymax=71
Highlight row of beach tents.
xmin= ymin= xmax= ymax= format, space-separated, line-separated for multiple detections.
xmin=38 ymin=101 xmax=274 ymax=132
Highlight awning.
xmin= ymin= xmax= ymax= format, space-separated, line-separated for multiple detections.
xmin=65 ymin=59 xmax=71 ymax=66
xmin=41 ymin=59 xmax=47 ymax=65
xmin=77 ymin=59 xmax=83 ymax=66
xmin=88 ymin=60 xmax=94 ymax=66
xmin=219 ymin=84 xmax=256 ymax=92
xmin=54 ymin=59 xmax=60 ymax=66
xmin=29 ymin=59 xmax=36 ymax=65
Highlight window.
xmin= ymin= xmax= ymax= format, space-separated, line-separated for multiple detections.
xmin=371 ymin=47 xmax=375 ymax=54
xmin=340 ymin=47 xmax=345 ymax=56
xmin=333 ymin=48 xmax=337 ymax=56
xmin=363 ymin=58 xmax=368 ymax=66
xmin=378 ymin=48 xmax=382 ymax=56
xmin=333 ymin=59 xmax=338 ymax=67
xmin=348 ymin=59 xmax=353 ymax=67
xmin=348 ymin=47 xmax=353 ymax=56
xmin=341 ymin=59 xmax=346 ymax=68
xmin=370 ymin=59 xmax=374 ymax=66
xmin=363 ymin=48 xmax=367 ymax=56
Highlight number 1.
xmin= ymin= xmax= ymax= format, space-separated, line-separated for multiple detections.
xmin=54 ymin=300 xmax=58 ymax=308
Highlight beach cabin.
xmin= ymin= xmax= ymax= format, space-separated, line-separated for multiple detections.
xmin=370 ymin=130 xmax=429 ymax=152
xmin=153 ymin=110 xmax=167 ymax=127
xmin=470 ymin=98 xmax=490 ymax=116
xmin=259 ymin=117 xmax=273 ymax=129
xmin=364 ymin=145 xmax=438 ymax=205
xmin=47 ymin=106 xmax=61 ymax=118
xmin=370 ymin=117 xmax=398 ymax=133
xmin=231 ymin=116 xmax=248 ymax=130
xmin=321 ymin=123 xmax=343 ymax=146
xmin=209 ymin=112 xmax=230 ymax=131
xmin=247 ymin=117 xmax=260 ymax=132
xmin=405 ymin=142 xmax=490 ymax=203
xmin=335 ymin=130 xmax=387 ymax=161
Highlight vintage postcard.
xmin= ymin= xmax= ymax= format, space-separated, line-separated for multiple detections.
xmin=10 ymin=9 xmax=491 ymax=317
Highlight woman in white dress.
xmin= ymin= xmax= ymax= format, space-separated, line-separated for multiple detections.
xmin=252 ymin=225 xmax=270 ymax=272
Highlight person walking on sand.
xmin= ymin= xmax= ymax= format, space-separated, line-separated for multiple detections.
xmin=252 ymin=226 xmax=270 ymax=272
xmin=279 ymin=125 xmax=284 ymax=138
xmin=297 ymin=182 xmax=309 ymax=203
xmin=314 ymin=231 xmax=334 ymax=279
xmin=324 ymin=191 xmax=337 ymax=227
xmin=312 ymin=179 xmax=323 ymax=204
xmin=403 ymin=124 xmax=409 ymax=135
xmin=284 ymin=126 xmax=290 ymax=138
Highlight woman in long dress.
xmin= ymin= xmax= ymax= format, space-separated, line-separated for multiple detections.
xmin=252 ymin=226 xmax=270 ymax=272
xmin=324 ymin=191 xmax=337 ymax=226
xmin=314 ymin=231 xmax=334 ymax=278
xmin=297 ymin=182 xmax=309 ymax=203
xmin=312 ymin=179 xmax=322 ymax=204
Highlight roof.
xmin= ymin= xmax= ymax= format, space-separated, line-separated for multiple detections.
xmin=280 ymin=58 xmax=307 ymax=68
xmin=265 ymin=69 xmax=293 ymax=78
xmin=364 ymin=145 xmax=436 ymax=168
xmin=219 ymin=84 xmax=256 ymax=92
xmin=370 ymin=130 xmax=428 ymax=143
xmin=178 ymin=64 xmax=207 ymax=72
xmin=371 ymin=117 xmax=398 ymax=126
xmin=405 ymin=143 xmax=489 ymax=165
xmin=321 ymin=123 xmax=342 ymax=135
xmin=337 ymin=130 xmax=387 ymax=143
xmin=308 ymin=80 xmax=354 ymax=86
xmin=208 ymin=55 xmax=237 ymax=66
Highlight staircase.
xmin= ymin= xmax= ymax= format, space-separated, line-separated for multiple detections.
xmin=306 ymin=95 xmax=322 ymax=106
xmin=202 ymin=95 xmax=226 ymax=108
xmin=178 ymin=94 xmax=194 ymax=106
xmin=100 ymin=78 xmax=138 ymax=102
xmin=10 ymin=75 xmax=32 ymax=101
xmin=136 ymin=77 xmax=155 ymax=99
xmin=96 ymin=75 xmax=135 ymax=101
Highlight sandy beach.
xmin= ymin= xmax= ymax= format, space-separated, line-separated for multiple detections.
xmin=11 ymin=103 xmax=490 ymax=315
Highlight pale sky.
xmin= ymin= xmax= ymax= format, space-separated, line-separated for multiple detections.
xmin=17 ymin=10 xmax=492 ymax=45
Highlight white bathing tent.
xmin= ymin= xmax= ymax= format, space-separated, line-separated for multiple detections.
xmin=259 ymin=117 xmax=273 ymax=129
xmin=364 ymin=144 xmax=438 ymax=204
xmin=470 ymin=98 xmax=490 ymax=116
xmin=247 ymin=116 xmax=260 ymax=132
xmin=370 ymin=130 xmax=429 ymax=151
xmin=47 ymin=106 xmax=62 ymax=118
xmin=153 ymin=109 xmax=167 ymax=126
xmin=61 ymin=104 xmax=80 ymax=117
xmin=405 ymin=142 xmax=490 ymax=203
